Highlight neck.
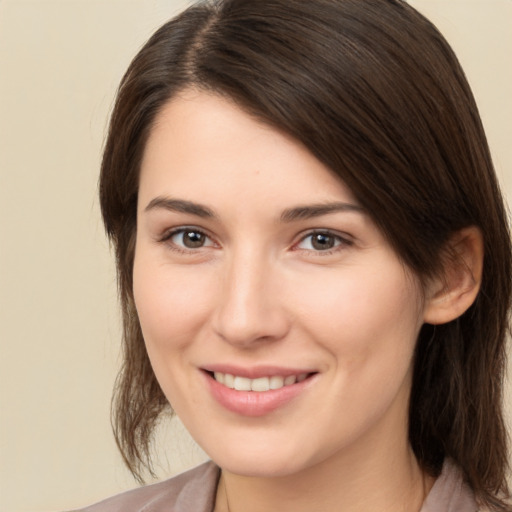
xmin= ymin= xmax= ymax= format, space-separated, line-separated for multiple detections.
xmin=214 ymin=396 xmax=434 ymax=512
xmin=216 ymin=446 xmax=431 ymax=512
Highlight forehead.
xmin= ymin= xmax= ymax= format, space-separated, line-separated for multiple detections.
xmin=139 ymin=90 xmax=359 ymax=211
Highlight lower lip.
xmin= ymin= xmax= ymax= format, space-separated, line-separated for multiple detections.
xmin=204 ymin=372 xmax=315 ymax=417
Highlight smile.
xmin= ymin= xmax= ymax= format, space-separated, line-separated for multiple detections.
xmin=213 ymin=372 xmax=309 ymax=392
xmin=204 ymin=369 xmax=317 ymax=416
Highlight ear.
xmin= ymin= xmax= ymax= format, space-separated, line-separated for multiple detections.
xmin=423 ymin=226 xmax=484 ymax=325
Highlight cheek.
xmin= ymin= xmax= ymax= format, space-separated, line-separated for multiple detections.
xmin=132 ymin=253 xmax=215 ymax=351
xmin=294 ymin=265 xmax=422 ymax=439
xmin=132 ymin=252 xmax=217 ymax=412
xmin=294 ymin=263 xmax=423 ymax=370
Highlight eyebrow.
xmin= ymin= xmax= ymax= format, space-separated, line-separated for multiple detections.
xmin=144 ymin=197 xmax=216 ymax=218
xmin=280 ymin=202 xmax=365 ymax=222
xmin=144 ymin=197 xmax=364 ymax=222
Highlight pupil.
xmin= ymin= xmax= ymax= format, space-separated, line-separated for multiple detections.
xmin=312 ymin=234 xmax=334 ymax=250
xmin=184 ymin=231 xmax=204 ymax=248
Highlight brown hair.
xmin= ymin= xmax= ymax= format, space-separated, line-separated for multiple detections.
xmin=100 ymin=0 xmax=511 ymax=508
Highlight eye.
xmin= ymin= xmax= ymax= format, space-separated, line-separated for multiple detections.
xmin=165 ymin=228 xmax=215 ymax=250
xmin=296 ymin=231 xmax=350 ymax=252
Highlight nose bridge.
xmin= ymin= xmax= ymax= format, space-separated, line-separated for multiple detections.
xmin=213 ymin=244 xmax=288 ymax=346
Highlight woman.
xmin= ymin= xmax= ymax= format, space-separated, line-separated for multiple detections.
xmin=81 ymin=0 xmax=511 ymax=510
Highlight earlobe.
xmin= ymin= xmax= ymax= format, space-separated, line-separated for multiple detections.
xmin=423 ymin=226 xmax=484 ymax=325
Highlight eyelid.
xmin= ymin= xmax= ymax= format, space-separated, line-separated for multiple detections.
xmin=293 ymin=229 xmax=353 ymax=253
xmin=156 ymin=225 xmax=352 ymax=255
xmin=158 ymin=225 xmax=218 ymax=251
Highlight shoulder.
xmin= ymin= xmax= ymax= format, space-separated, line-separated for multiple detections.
xmin=421 ymin=459 xmax=478 ymax=512
xmin=73 ymin=461 xmax=220 ymax=512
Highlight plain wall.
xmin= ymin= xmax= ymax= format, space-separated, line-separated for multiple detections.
xmin=0 ymin=1 xmax=510 ymax=511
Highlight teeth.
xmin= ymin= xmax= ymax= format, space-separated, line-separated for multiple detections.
xmin=224 ymin=374 xmax=235 ymax=389
xmin=212 ymin=372 xmax=309 ymax=392
xmin=234 ymin=376 xmax=252 ymax=391
xmin=269 ymin=376 xmax=284 ymax=389
xmin=284 ymin=375 xmax=297 ymax=386
xmin=251 ymin=377 xmax=270 ymax=392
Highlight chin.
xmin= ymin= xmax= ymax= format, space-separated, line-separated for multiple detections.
xmin=218 ymin=457 xmax=307 ymax=478
xmin=203 ymin=440 xmax=322 ymax=478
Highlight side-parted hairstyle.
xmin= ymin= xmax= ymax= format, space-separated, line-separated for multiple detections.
xmin=100 ymin=0 xmax=511 ymax=509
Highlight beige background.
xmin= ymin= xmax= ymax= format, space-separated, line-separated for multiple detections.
xmin=0 ymin=1 xmax=510 ymax=511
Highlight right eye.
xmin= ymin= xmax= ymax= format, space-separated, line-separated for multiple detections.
xmin=164 ymin=228 xmax=216 ymax=250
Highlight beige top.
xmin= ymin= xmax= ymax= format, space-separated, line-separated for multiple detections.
xmin=76 ymin=460 xmax=478 ymax=512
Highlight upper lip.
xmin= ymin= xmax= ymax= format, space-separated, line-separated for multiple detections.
xmin=201 ymin=364 xmax=317 ymax=379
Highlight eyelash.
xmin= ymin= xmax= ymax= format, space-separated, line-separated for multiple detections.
xmin=158 ymin=227 xmax=353 ymax=255
xmin=293 ymin=230 xmax=353 ymax=255
xmin=159 ymin=226 xmax=216 ymax=254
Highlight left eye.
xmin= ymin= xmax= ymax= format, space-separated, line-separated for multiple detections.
xmin=169 ymin=229 xmax=214 ymax=249
xmin=297 ymin=232 xmax=345 ymax=251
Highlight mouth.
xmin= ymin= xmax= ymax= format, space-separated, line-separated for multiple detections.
xmin=203 ymin=369 xmax=317 ymax=416
xmin=208 ymin=371 xmax=313 ymax=392
xmin=201 ymin=365 xmax=318 ymax=416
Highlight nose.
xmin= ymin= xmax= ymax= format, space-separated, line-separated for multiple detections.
xmin=211 ymin=249 xmax=290 ymax=348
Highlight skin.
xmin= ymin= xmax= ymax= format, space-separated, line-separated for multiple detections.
xmin=133 ymin=89 xmax=441 ymax=511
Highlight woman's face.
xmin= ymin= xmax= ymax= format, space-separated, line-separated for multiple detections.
xmin=134 ymin=90 xmax=427 ymax=477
